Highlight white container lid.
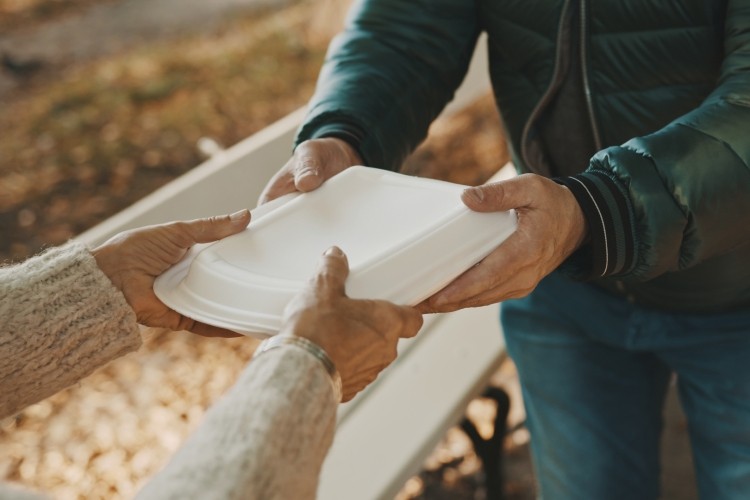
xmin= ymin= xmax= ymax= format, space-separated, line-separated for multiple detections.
xmin=153 ymin=166 xmax=516 ymax=337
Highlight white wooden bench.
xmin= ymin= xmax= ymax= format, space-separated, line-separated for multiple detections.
xmin=78 ymin=35 xmax=509 ymax=500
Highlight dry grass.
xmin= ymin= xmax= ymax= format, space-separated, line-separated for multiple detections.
xmin=0 ymin=0 xmax=114 ymax=32
xmin=0 ymin=3 xmax=326 ymax=261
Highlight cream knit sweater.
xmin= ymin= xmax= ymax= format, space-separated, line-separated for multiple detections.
xmin=0 ymin=242 xmax=337 ymax=499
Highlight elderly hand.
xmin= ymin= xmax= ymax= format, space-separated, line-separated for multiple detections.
xmin=258 ymin=138 xmax=361 ymax=204
xmin=280 ymin=246 xmax=423 ymax=402
xmin=92 ymin=210 xmax=252 ymax=337
xmin=417 ymin=174 xmax=588 ymax=313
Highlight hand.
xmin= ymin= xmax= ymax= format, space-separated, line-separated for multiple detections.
xmin=258 ymin=137 xmax=362 ymax=204
xmin=92 ymin=210 xmax=252 ymax=337
xmin=280 ymin=247 xmax=424 ymax=402
xmin=417 ymin=174 xmax=588 ymax=313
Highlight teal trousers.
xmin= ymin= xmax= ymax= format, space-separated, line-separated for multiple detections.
xmin=502 ymin=271 xmax=750 ymax=500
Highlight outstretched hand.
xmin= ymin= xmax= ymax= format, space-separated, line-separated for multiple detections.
xmin=417 ymin=174 xmax=588 ymax=313
xmin=281 ymin=246 xmax=424 ymax=402
xmin=258 ymin=138 xmax=362 ymax=205
xmin=92 ymin=210 xmax=252 ymax=338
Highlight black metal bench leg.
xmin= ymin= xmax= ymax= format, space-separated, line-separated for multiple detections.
xmin=459 ymin=386 xmax=511 ymax=500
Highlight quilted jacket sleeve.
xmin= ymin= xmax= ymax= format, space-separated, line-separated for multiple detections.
xmin=581 ymin=0 xmax=750 ymax=281
xmin=295 ymin=0 xmax=480 ymax=171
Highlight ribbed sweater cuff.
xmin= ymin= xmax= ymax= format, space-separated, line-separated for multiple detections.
xmin=555 ymin=171 xmax=636 ymax=279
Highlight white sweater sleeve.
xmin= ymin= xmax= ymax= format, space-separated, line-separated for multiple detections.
xmin=1 ymin=243 xmax=337 ymax=499
xmin=137 ymin=346 xmax=338 ymax=500
xmin=0 ymin=241 xmax=142 ymax=419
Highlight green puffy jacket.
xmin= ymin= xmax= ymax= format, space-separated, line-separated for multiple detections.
xmin=296 ymin=0 xmax=750 ymax=313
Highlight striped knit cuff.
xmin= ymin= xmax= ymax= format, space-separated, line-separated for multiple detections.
xmin=555 ymin=171 xmax=636 ymax=279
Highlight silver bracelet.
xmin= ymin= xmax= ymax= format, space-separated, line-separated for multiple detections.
xmin=253 ymin=335 xmax=343 ymax=403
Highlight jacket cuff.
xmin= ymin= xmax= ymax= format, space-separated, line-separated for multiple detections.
xmin=298 ymin=122 xmax=369 ymax=166
xmin=555 ymin=171 xmax=636 ymax=279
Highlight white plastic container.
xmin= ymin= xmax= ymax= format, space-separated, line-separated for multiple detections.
xmin=154 ymin=166 xmax=516 ymax=337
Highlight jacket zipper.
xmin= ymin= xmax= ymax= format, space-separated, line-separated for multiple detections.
xmin=580 ymin=0 xmax=602 ymax=150
xmin=520 ymin=0 xmax=572 ymax=175
xmin=520 ymin=0 xmax=605 ymax=171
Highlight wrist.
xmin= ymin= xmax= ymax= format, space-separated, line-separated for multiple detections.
xmin=307 ymin=122 xmax=366 ymax=165
xmin=91 ymin=243 xmax=125 ymax=293
xmin=253 ymin=335 xmax=343 ymax=402
xmin=334 ymin=137 xmax=363 ymax=166
xmin=560 ymin=185 xmax=590 ymax=249
xmin=554 ymin=172 xmax=636 ymax=278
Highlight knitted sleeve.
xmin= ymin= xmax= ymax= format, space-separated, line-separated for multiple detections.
xmin=0 ymin=241 xmax=142 ymax=419
xmin=137 ymin=346 xmax=338 ymax=500
xmin=0 ymin=482 xmax=47 ymax=499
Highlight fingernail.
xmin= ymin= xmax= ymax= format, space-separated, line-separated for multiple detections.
xmin=298 ymin=169 xmax=319 ymax=181
xmin=230 ymin=209 xmax=249 ymax=221
xmin=324 ymin=246 xmax=343 ymax=256
xmin=298 ymin=158 xmax=319 ymax=177
xmin=464 ymin=188 xmax=484 ymax=204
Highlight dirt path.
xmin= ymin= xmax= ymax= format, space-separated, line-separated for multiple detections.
xmin=0 ymin=0 xmax=295 ymax=96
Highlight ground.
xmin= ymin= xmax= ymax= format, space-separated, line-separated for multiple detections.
xmin=0 ymin=0 xmax=322 ymax=261
xmin=0 ymin=1 xmax=697 ymax=498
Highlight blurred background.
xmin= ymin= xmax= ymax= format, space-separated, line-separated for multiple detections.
xmin=2 ymin=0 xmax=329 ymax=261
xmin=0 ymin=1 xmax=694 ymax=499
xmin=1 ymin=1 xmax=531 ymax=498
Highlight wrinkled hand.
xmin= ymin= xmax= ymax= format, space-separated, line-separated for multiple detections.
xmin=92 ymin=210 xmax=252 ymax=337
xmin=258 ymin=138 xmax=362 ymax=204
xmin=280 ymin=247 xmax=424 ymax=402
xmin=417 ymin=174 xmax=588 ymax=313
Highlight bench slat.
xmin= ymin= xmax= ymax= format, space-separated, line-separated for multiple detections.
xmin=319 ymin=304 xmax=504 ymax=500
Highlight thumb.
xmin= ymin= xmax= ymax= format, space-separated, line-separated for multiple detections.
xmin=396 ymin=306 xmax=424 ymax=339
xmin=293 ymin=145 xmax=326 ymax=193
xmin=313 ymin=246 xmax=349 ymax=298
xmin=179 ymin=209 xmax=251 ymax=244
xmin=461 ymin=175 xmax=532 ymax=213
xmin=293 ymin=138 xmax=356 ymax=193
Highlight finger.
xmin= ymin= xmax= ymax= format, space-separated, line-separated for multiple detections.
xmin=419 ymin=293 xmax=461 ymax=314
xmin=176 ymin=210 xmax=251 ymax=245
xmin=313 ymin=246 xmax=349 ymax=298
xmin=138 ymin=304 xmax=187 ymax=332
xmin=342 ymin=370 xmax=381 ymax=402
xmin=187 ymin=322 xmax=244 ymax=339
xmin=293 ymin=143 xmax=326 ymax=192
xmin=428 ymin=263 xmax=539 ymax=313
xmin=392 ymin=305 xmax=423 ymax=338
xmin=428 ymin=233 xmax=524 ymax=309
xmin=358 ymin=300 xmax=423 ymax=339
xmin=293 ymin=138 xmax=357 ymax=192
xmin=401 ymin=307 xmax=424 ymax=338
xmin=259 ymin=168 xmax=297 ymax=205
xmin=414 ymin=300 xmax=437 ymax=314
xmin=452 ymin=281 xmax=536 ymax=309
xmin=168 ymin=308 xmax=244 ymax=338
xmin=462 ymin=174 xmax=537 ymax=212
